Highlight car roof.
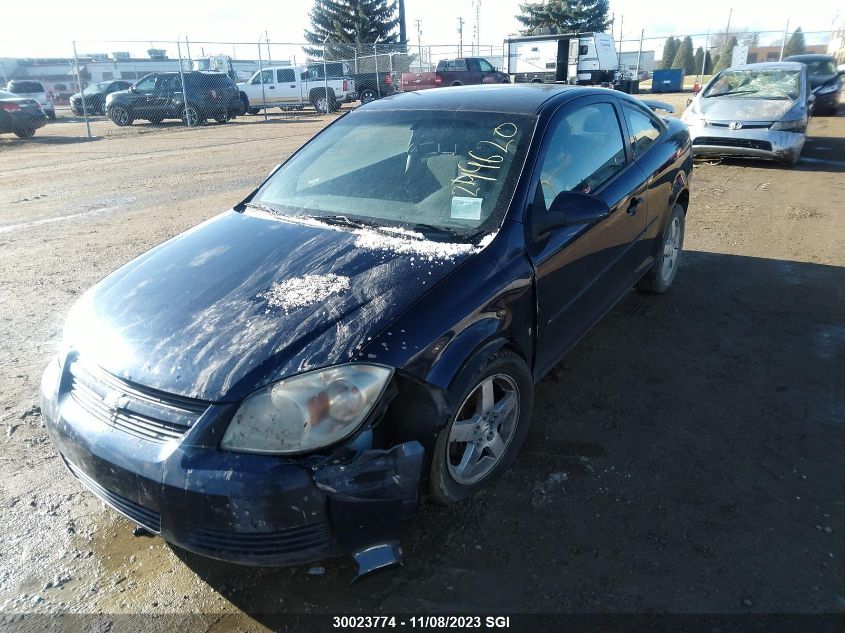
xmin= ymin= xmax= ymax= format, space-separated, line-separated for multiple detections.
xmin=727 ymin=61 xmax=805 ymax=71
xmin=363 ymin=84 xmax=612 ymax=115
xmin=783 ymin=54 xmax=835 ymax=62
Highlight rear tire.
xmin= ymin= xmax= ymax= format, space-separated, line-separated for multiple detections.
xmin=359 ymin=88 xmax=377 ymax=104
xmin=637 ymin=202 xmax=685 ymax=294
xmin=430 ymin=349 xmax=533 ymax=504
xmin=14 ymin=128 xmax=35 ymax=139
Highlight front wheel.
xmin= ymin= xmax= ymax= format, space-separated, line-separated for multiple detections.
xmin=637 ymin=202 xmax=685 ymax=294
xmin=181 ymin=104 xmax=205 ymax=127
xmin=430 ymin=349 xmax=533 ymax=503
xmin=109 ymin=105 xmax=132 ymax=126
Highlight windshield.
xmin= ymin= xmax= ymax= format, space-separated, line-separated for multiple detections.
xmin=252 ymin=109 xmax=535 ymax=238
xmin=82 ymin=81 xmax=109 ymax=95
xmin=703 ymin=69 xmax=801 ymax=100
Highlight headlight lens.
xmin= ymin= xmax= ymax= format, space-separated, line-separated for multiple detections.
xmin=771 ymin=118 xmax=806 ymax=132
xmin=681 ymin=109 xmax=705 ymax=126
xmin=221 ymin=364 xmax=392 ymax=455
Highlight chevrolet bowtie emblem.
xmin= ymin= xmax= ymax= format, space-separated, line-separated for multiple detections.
xmin=729 ymin=121 xmax=743 ymax=130
xmin=102 ymin=390 xmax=129 ymax=411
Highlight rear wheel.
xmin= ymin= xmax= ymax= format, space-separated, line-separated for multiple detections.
xmin=637 ymin=202 xmax=685 ymax=294
xmin=109 ymin=105 xmax=132 ymax=126
xmin=359 ymin=88 xmax=377 ymax=104
xmin=430 ymin=349 xmax=533 ymax=503
xmin=14 ymin=128 xmax=35 ymax=139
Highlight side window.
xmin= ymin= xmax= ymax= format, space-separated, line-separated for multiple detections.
xmin=278 ymin=69 xmax=295 ymax=83
xmin=251 ymin=70 xmax=275 ymax=85
xmin=622 ymin=105 xmax=662 ymax=157
xmin=453 ymin=59 xmax=468 ymax=71
xmin=478 ymin=59 xmax=494 ymax=72
xmin=538 ymin=103 xmax=626 ymax=207
xmin=134 ymin=75 xmax=157 ymax=92
xmin=157 ymin=75 xmax=180 ymax=92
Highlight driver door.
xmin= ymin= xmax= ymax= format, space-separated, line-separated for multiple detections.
xmin=129 ymin=75 xmax=158 ymax=117
xmin=528 ymin=95 xmax=648 ymax=377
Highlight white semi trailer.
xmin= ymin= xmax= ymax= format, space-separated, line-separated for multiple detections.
xmin=504 ymin=32 xmax=618 ymax=85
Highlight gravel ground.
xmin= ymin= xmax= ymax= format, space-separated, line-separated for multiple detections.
xmin=0 ymin=97 xmax=842 ymax=628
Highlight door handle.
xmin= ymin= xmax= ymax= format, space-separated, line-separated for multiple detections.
xmin=268 ymin=86 xmax=275 ymax=89
xmin=626 ymin=196 xmax=643 ymax=215
xmin=290 ymin=84 xmax=296 ymax=88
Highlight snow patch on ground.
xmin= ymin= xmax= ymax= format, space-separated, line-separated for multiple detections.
xmin=262 ymin=274 xmax=351 ymax=312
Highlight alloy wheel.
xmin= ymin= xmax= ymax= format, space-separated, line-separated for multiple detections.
xmin=446 ymin=373 xmax=520 ymax=485
xmin=111 ymin=106 xmax=129 ymax=126
xmin=661 ymin=215 xmax=682 ymax=283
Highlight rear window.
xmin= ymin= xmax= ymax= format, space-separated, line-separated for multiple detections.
xmin=8 ymin=81 xmax=45 ymax=93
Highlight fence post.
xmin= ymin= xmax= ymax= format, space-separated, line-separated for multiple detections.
xmin=635 ymin=29 xmax=644 ymax=77
xmin=257 ymin=42 xmax=268 ymax=122
xmin=354 ymin=49 xmax=358 ymax=74
xmin=779 ymin=20 xmax=790 ymax=61
xmin=700 ymin=29 xmax=709 ymax=79
xmin=72 ymin=41 xmax=91 ymax=139
xmin=374 ymin=38 xmax=381 ymax=99
xmin=323 ymin=37 xmax=330 ymax=113
xmin=176 ymin=40 xmax=191 ymax=127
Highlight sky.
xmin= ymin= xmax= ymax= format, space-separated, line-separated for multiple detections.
xmin=1 ymin=0 xmax=842 ymax=58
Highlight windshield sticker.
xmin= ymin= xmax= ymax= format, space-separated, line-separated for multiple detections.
xmin=452 ymin=122 xmax=518 ymax=198
xmin=451 ymin=196 xmax=483 ymax=220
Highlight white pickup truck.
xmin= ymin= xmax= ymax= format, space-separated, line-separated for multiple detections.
xmin=238 ymin=65 xmax=356 ymax=114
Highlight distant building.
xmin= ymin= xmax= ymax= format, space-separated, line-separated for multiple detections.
xmin=746 ymin=44 xmax=826 ymax=63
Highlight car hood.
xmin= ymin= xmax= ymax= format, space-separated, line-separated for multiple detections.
xmin=65 ymin=210 xmax=480 ymax=402
xmin=809 ymin=74 xmax=839 ymax=88
xmin=698 ymin=97 xmax=797 ymax=121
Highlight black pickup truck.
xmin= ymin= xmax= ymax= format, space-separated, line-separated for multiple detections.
xmin=306 ymin=63 xmax=397 ymax=103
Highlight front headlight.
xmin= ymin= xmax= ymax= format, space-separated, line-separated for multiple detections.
xmin=771 ymin=118 xmax=806 ymax=132
xmin=681 ymin=109 xmax=705 ymax=126
xmin=221 ymin=364 xmax=393 ymax=455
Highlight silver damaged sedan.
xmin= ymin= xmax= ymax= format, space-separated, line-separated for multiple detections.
xmin=681 ymin=62 xmax=811 ymax=165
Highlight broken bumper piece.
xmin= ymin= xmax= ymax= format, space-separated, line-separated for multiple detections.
xmin=316 ymin=442 xmax=424 ymax=578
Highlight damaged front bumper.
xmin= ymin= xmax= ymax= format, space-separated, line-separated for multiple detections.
xmin=686 ymin=122 xmax=806 ymax=164
xmin=40 ymin=355 xmax=424 ymax=576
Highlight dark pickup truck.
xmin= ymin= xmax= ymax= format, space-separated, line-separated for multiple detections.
xmin=401 ymin=57 xmax=510 ymax=91
xmin=306 ymin=63 xmax=397 ymax=103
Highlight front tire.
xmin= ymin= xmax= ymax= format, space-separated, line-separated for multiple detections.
xmin=109 ymin=105 xmax=132 ymax=126
xmin=181 ymin=104 xmax=205 ymax=127
xmin=637 ymin=202 xmax=685 ymax=294
xmin=430 ymin=349 xmax=533 ymax=503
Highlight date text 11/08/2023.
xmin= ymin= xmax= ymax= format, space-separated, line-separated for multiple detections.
xmin=332 ymin=615 xmax=512 ymax=629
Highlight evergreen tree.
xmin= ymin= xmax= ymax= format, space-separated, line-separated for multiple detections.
xmin=305 ymin=0 xmax=400 ymax=58
xmin=713 ymin=35 xmax=738 ymax=73
xmin=660 ymin=37 xmax=678 ymax=69
xmin=672 ymin=36 xmax=696 ymax=74
xmin=516 ymin=0 xmax=610 ymax=35
xmin=783 ymin=27 xmax=806 ymax=57
xmin=693 ymin=47 xmax=704 ymax=75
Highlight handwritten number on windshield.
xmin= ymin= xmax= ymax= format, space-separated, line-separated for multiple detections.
xmin=452 ymin=122 xmax=518 ymax=198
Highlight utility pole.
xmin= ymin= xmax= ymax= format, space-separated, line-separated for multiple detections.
xmin=398 ymin=0 xmax=407 ymax=46
xmin=617 ymin=14 xmax=623 ymax=71
xmin=779 ymin=19 xmax=790 ymax=61
xmin=415 ymin=19 xmax=423 ymax=71
xmin=458 ymin=17 xmax=464 ymax=57
xmin=473 ymin=0 xmax=481 ymax=56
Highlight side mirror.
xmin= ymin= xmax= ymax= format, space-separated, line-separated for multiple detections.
xmin=532 ymin=191 xmax=611 ymax=237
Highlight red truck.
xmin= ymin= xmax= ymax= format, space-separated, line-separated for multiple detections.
xmin=401 ymin=57 xmax=510 ymax=92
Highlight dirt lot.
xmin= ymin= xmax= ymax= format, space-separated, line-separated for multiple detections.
xmin=0 ymin=97 xmax=843 ymax=628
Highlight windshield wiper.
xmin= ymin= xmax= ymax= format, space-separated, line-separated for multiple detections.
xmin=314 ymin=214 xmax=378 ymax=229
xmin=245 ymin=201 xmax=280 ymax=215
xmin=409 ymin=223 xmax=459 ymax=238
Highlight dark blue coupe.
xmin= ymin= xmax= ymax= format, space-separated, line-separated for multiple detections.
xmin=41 ymin=85 xmax=692 ymax=576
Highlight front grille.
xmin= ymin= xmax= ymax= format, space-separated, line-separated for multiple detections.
xmin=65 ymin=458 xmax=161 ymax=533
xmin=707 ymin=121 xmax=771 ymax=129
xmin=68 ymin=359 xmax=208 ymax=443
xmin=693 ymin=136 xmax=773 ymax=151
xmin=183 ymin=523 xmax=335 ymax=557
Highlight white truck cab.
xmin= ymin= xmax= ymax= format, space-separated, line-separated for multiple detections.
xmin=238 ymin=65 xmax=356 ymax=113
